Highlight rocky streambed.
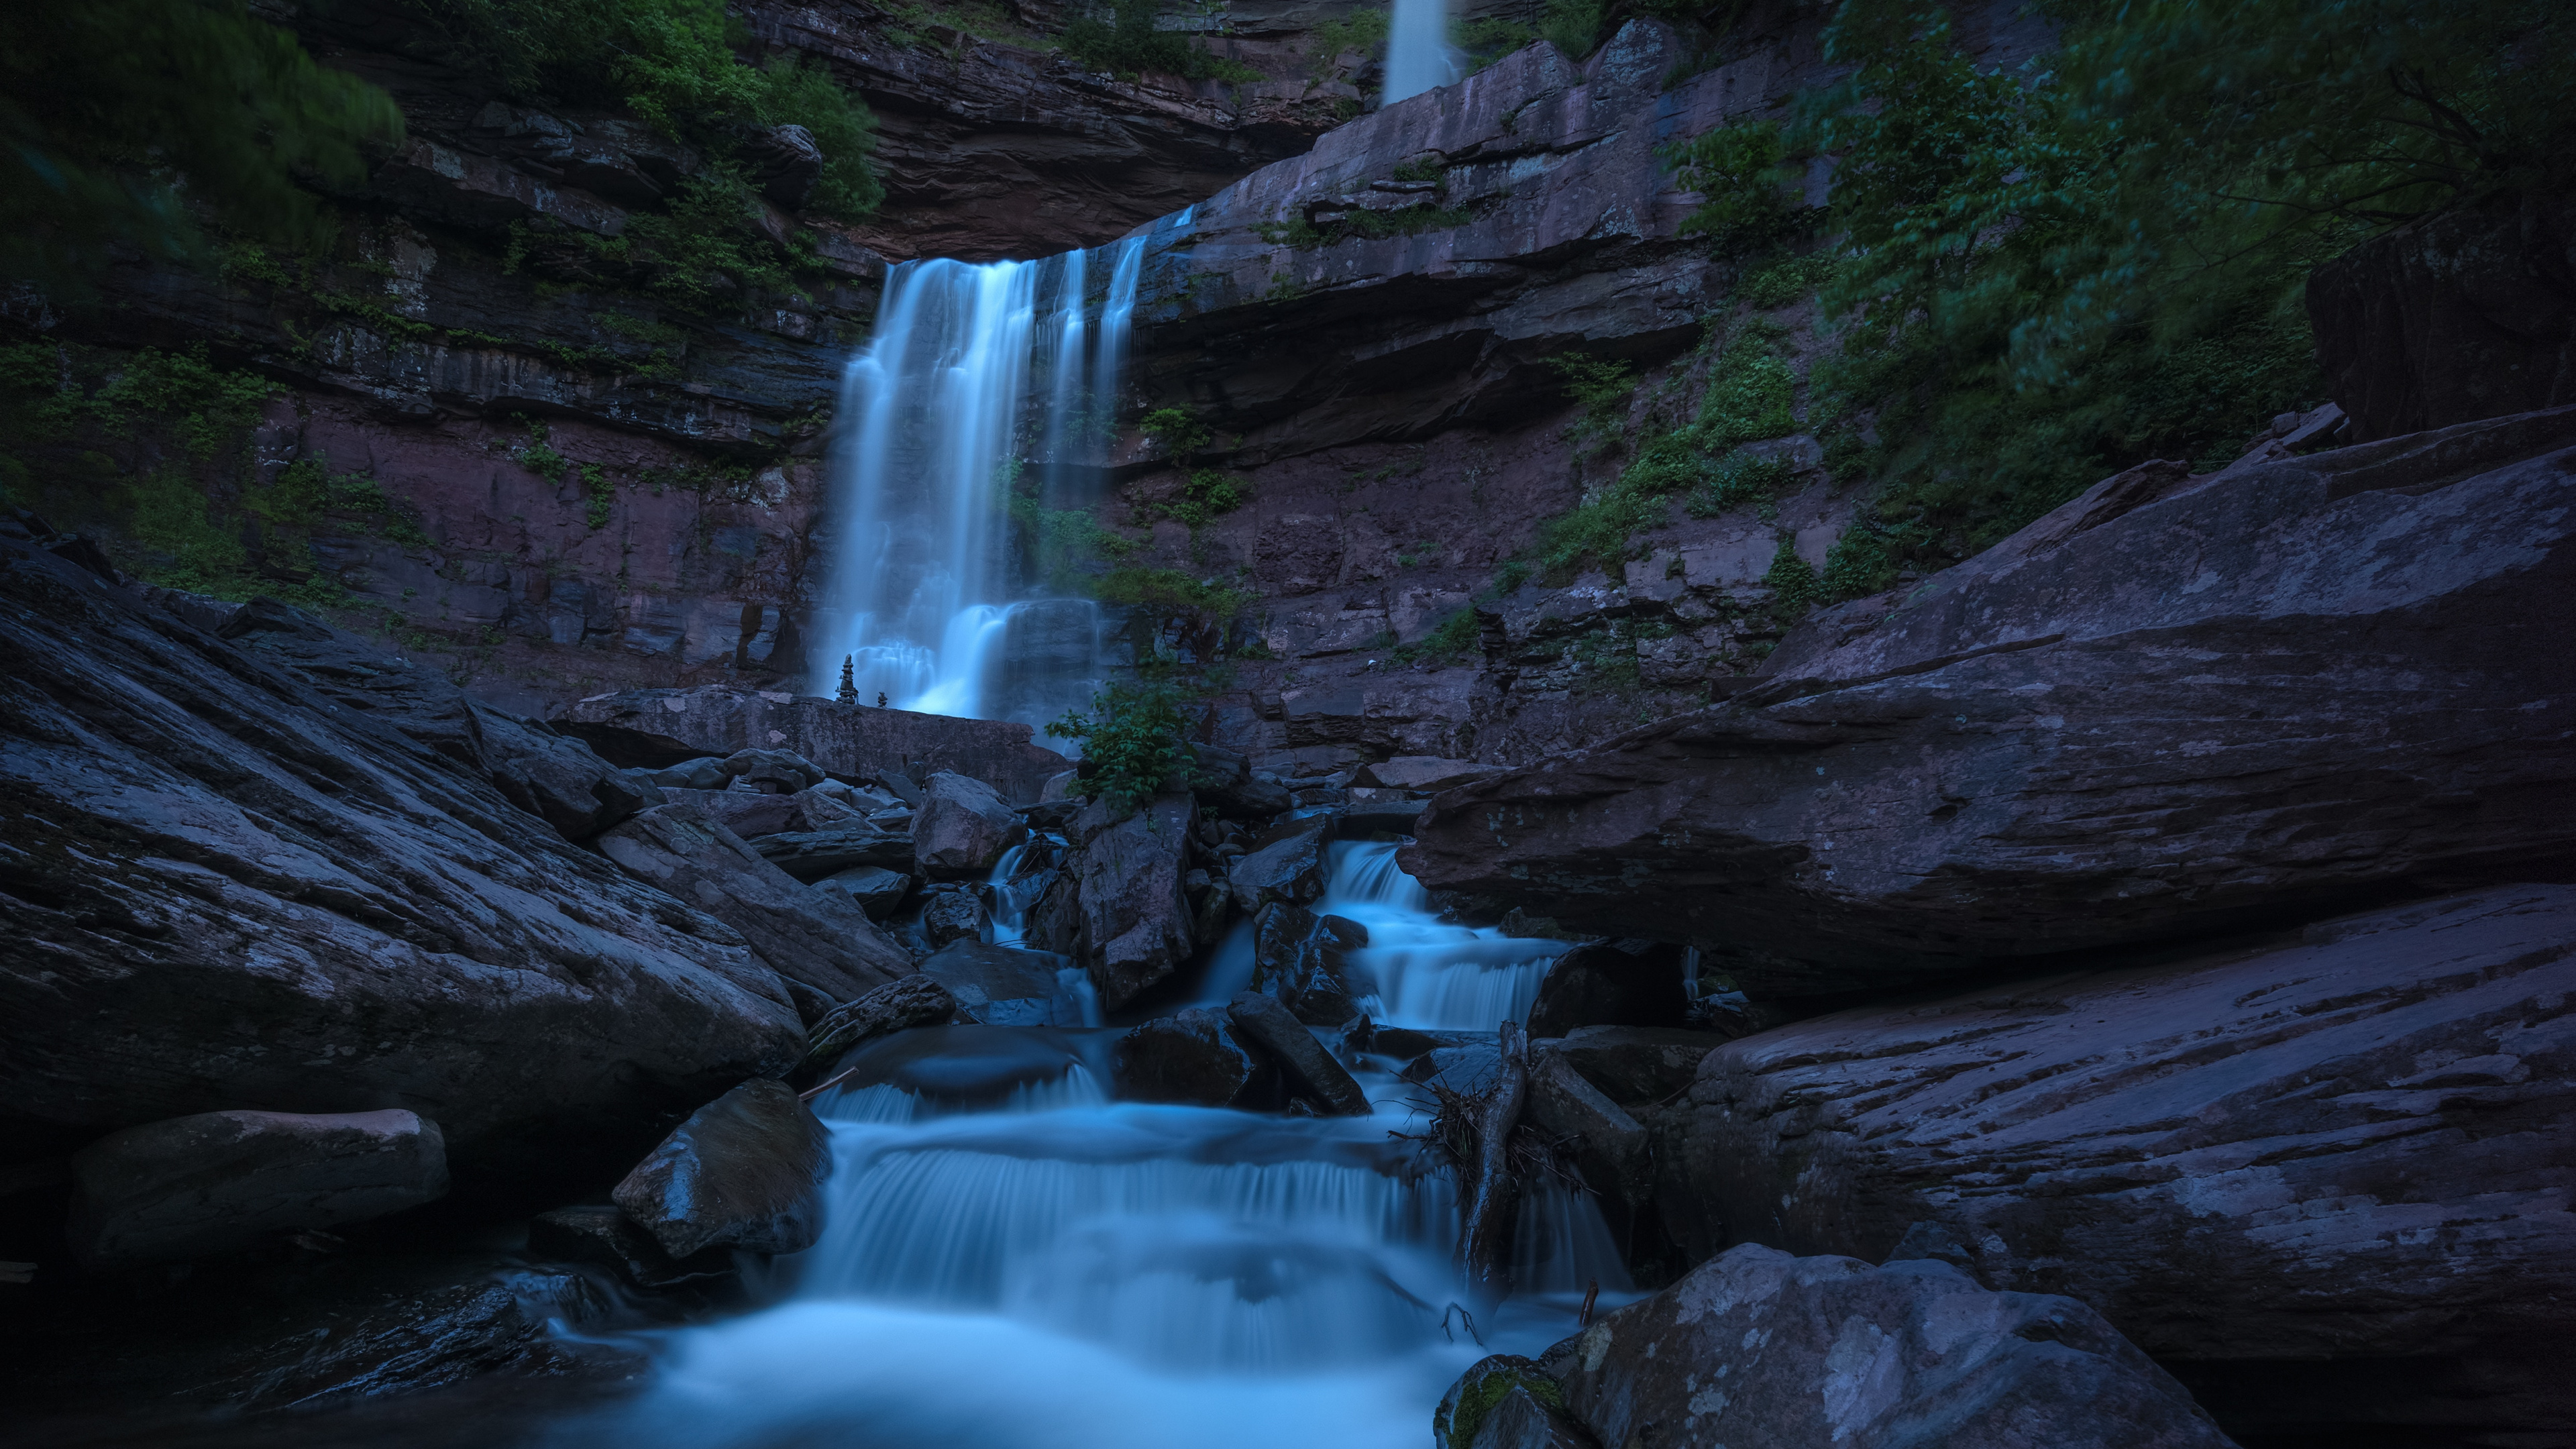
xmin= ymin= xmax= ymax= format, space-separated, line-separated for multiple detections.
xmin=5 ymin=401 xmax=2574 ymax=1448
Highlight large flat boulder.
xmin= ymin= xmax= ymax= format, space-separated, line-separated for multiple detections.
xmin=1403 ymin=407 xmax=2576 ymax=998
xmin=595 ymin=802 xmax=914 ymax=1018
xmin=556 ymin=686 xmax=1071 ymax=804
xmin=919 ymin=940 xmax=1089 ymax=1026
xmin=1114 ymin=1008 xmax=1275 ymax=1108
xmin=1540 ymin=1244 xmax=2235 ymax=1449
xmin=1071 ymin=793 xmax=1199 ymax=1009
xmin=910 ymin=770 xmax=1022 ymax=879
xmin=1674 ymin=884 xmax=2576 ymax=1440
xmin=69 ymin=1109 xmax=447 ymax=1264
xmin=1226 ymin=815 xmax=1330 ymax=914
xmin=612 ymin=1078 xmax=833 ymax=1259
xmin=0 ymin=541 xmax=804 ymax=1191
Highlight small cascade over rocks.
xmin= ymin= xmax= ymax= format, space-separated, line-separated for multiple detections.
xmin=1322 ymin=842 xmax=1566 ymax=1031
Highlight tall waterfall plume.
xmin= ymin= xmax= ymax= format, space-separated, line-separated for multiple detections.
xmin=1383 ymin=0 xmax=1462 ymax=105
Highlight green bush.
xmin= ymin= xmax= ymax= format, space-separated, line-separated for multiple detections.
xmin=1763 ymin=543 xmax=1820 ymax=616
xmin=1064 ymin=0 xmax=1261 ymax=83
xmin=1310 ymin=7 xmax=1391 ymax=70
xmin=1165 ymin=469 xmax=1248 ymax=527
xmin=1666 ymin=119 xmax=1814 ymax=260
xmin=1050 ymin=680 xmax=1191 ymax=815
xmin=1395 ymin=607 xmax=1482 ymax=665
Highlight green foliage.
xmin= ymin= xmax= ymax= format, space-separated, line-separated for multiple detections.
xmin=1683 ymin=451 xmax=1795 ymax=518
xmin=755 ymin=54 xmax=885 ymax=222
xmin=1165 ymin=470 xmax=1248 ymax=527
xmin=1257 ymin=203 xmax=1476 ymax=251
xmin=1546 ymin=353 xmax=1635 ymax=427
xmin=1139 ymin=407 xmax=1214 ymax=458
xmin=1666 ymin=120 xmax=1814 ymax=260
xmin=1049 ymin=680 xmax=1191 ymax=816
xmin=1537 ymin=0 xmax=1605 ymax=60
xmin=1309 ymin=7 xmax=1391 ymax=69
xmin=1064 ymin=0 xmax=1262 ymax=83
xmin=93 ymin=347 xmax=281 ymax=462
xmin=1393 ymin=607 xmax=1481 ymax=665
xmin=1740 ymin=254 xmax=1838 ymax=310
xmin=1695 ymin=325 xmax=1797 ymax=447
xmin=1762 ymin=542 xmax=1821 ymax=616
xmin=1456 ymin=17 xmax=1534 ymax=72
xmin=1 ymin=1 xmax=405 ymax=290
xmin=1788 ymin=0 xmax=2572 ymax=600
xmin=581 ymin=464 xmax=614 ymax=529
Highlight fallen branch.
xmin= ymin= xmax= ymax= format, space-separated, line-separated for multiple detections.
xmin=1459 ymin=1019 xmax=1529 ymax=1305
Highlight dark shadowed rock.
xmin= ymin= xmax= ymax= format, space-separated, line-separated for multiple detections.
xmin=1338 ymin=799 xmax=1428 ymax=838
xmin=1114 ymin=1008 xmax=1276 ymax=1108
xmin=655 ymin=784 xmax=864 ymax=839
xmin=70 ymin=1109 xmax=449 ymax=1264
xmin=1548 ymin=1245 xmax=2235 ymax=1449
xmin=2309 ymin=188 xmax=2576 ymax=442
xmin=1401 ymin=1042 xmax=1501 ymax=1097
xmin=1226 ymin=816 xmax=1332 ymax=913
xmin=814 ymin=864 xmax=912 ymax=920
xmin=749 ymin=823 xmax=917 ymax=881
xmin=722 ymin=747 xmax=827 ymax=794
xmin=804 ymin=975 xmax=959 ymax=1065
xmin=1250 ymin=902 xmax=1374 ymax=1025
xmin=526 ymin=1205 xmax=735 ymax=1289
xmin=1359 ymin=757 xmax=1501 ymax=792
xmin=1676 ymin=884 xmax=2576 ymax=1440
xmin=559 ymin=687 xmax=1071 ymax=802
xmin=920 ymin=888 xmax=989 ymax=949
xmin=1073 ymin=793 xmax=1199 ymax=1009
xmin=596 ymin=802 xmax=914 ymax=1014
xmin=1544 ymin=1026 xmax=1727 ymax=1103
xmin=612 ymin=1079 xmax=832 ymax=1259
xmin=912 ymin=770 xmax=1024 ymax=879
xmin=920 ymin=939 xmax=1087 ymax=1026
xmin=1524 ymin=940 xmax=1690 ymax=1038
xmin=1406 ymin=407 xmax=2576 ymax=998
xmin=1228 ymin=992 xmax=1371 ymax=1116
xmin=1523 ymin=1047 xmax=1648 ymax=1206
xmin=0 ymin=541 xmax=804 ymax=1190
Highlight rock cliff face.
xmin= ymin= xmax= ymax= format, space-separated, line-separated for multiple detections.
xmin=1402 ymin=406 xmax=2576 ymax=996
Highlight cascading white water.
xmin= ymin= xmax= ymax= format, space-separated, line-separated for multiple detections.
xmin=1383 ymin=0 xmax=1462 ymax=105
xmin=1323 ymin=841 xmax=1567 ymax=1030
xmin=812 ymin=233 xmax=1149 ymax=723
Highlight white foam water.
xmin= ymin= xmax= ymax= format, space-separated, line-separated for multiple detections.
xmin=1322 ymin=841 xmax=1566 ymax=1031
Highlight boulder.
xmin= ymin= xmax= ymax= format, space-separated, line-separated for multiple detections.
xmin=1544 ymin=1026 xmax=1727 ymax=1103
xmin=1072 ymin=793 xmax=1199 ymax=1009
xmin=919 ymin=888 xmax=989 ymax=948
xmin=1434 ymin=1356 xmax=1593 ymax=1449
xmin=1523 ymin=940 xmax=1690 ymax=1038
xmin=1358 ymin=756 xmax=1501 ymax=792
xmin=526 ymin=1205 xmax=733 ymax=1289
xmin=0 ymin=541 xmax=804 ymax=1191
xmin=69 ymin=1109 xmax=448 ymax=1264
xmin=749 ymin=824 xmax=916 ymax=882
xmin=911 ymin=770 xmax=1024 ymax=879
xmin=658 ymin=784 xmax=864 ymax=839
xmin=1250 ymin=902 xmax=1373 ymax=1025
xmin=1114 ymin=1008 xmax=1275 ymax=1108
xmin=1405 ymin=407 xmax=2576 ymax=999
xmin=1226 ymin=816 xmax=1331 ymax=914
xmin=816 ymin=1024 xmax=1097 ymax=1111
xmin=612 ymin=1079 xmax=833 ymax=1259
xmin=1676 ymin=883 xmax=2576 ymax=1441
xmin=595 ymin=802 xmax=914 ymax=1016
xmin=1227 ymin=992 xmax=1371 ymax=1116
xmin=813 ymin=865 xmax=910 ymax=920
xmin=2308 ymin=187 xmax=2576 ymax=442
xmin=653 ymin=756 xmax=733 ymax=791
xmin=804 ymin=975 xmax=960 ymax=1064
xmin=920 ymin=940 xmax=1088 ymax=1026
xmin=722 ymin=747 xmax=826 ymax=794
xmin=557 ymin=688 xmax=1071 ymax=804
xmin=1548 ymin=1244 xmax=2235 ymax=1449
xmin=1189 ymin=743 xmax=1294 ymax=820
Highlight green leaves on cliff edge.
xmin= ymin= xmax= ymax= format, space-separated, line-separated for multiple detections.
xmin=0 ymin=1 xmax=405 ymax=291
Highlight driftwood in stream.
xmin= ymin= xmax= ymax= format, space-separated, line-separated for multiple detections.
xmin=1458 ymin=1020 xmax=1529 ymax=1302
xmin=796 ymin=977 xmax=959 ymax=1089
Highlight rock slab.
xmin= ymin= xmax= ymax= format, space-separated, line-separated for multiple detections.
xmin=70 ymin=1108 xmax=449 ymax=1264
xmin=1227 ymin=991 xmax=1371 ymax=1116
xmin=910 ymin=770 xmax=1022 ymax=879
xmin=612 ymin=1078 xmax=833 ymax=1259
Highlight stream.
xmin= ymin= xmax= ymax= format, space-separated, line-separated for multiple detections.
xmin=543 ymin=840 xmax=1633 ymax=1449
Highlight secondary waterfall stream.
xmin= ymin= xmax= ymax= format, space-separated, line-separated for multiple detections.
xmin=549 ymin=843 xmax=1627 ymax=1449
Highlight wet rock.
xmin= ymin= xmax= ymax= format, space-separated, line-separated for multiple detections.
xmin=1191 ymin=743 xmax=1295 ymax=820
xmin=526 ymin=1205 xmax=734 ymax=1289
xmin=818 ymin=1024 xmax=1097 ymax=1110
xmin=595 ymin=802 xmax=914 ymax=1012
xmin=1072 ymin=792 xmax=1198 ymax=1009
xmin=813 ymin=864 xmax=911 ymax=920
xmin=1672 ymin=883 xmax=2576 ymax=1440
xmin=1338 ymin=799 xmax=1428 ymax=837
xmin=229 ymin=1269 xmax=608 ymax=1409
xmin=1114 ymin=1008 xmax=1275 ymax=1108
xmin=1523 ymin=940 xmax=1690 ymax=1038
xmin=921 ymin=940 xmax=1087 ymax=1026
xmin=559 ymin=688 xmax=1071 ymax=803
xmin=1434 ymin=1355 xmax=1594 ymax=1449
xmin=1550 ymin=1245 xmax=2234 ymax=1449
xmin=1226 ymin=815 xmax=1331 ymax=912
xmin=804 ymin=975 xmax=960 ymax=1063
xmin=749 ymin=823 xmax=917 ymax=881
xmin=912 ymin=770 xmax=1024 ymax=879
xmin=1407 ymin=407 xmax=2576 ymax=999
xmin=1543 ymin=1026 xmax=1727 ymax=1103
xmin=1228 ymin=992 xmax=1371 ymax=1116
xmin=1358 ymin=757 xmax=1500 ymax=792
xmin=722 ymin=747 xmax=827 ymax=794
xmin=1523 ymin=1046 xmax=1649 ymax=1205
xmin=1250 ymin=902 xmax=1373 ymax=1025
xmin=69 ymin=1109 xmax=449 ymax=1265
xmin=919 ymin=887 xmax=989 ymax=949
xmin=0 ymin=541 xmax=803 ymax=1190
xmin=2309 ymin=187 xmax=2576 ymax=441
xmin=612 ymin=1079 xmax=832 ymax=1259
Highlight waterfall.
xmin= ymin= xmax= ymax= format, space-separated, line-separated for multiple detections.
xmin=1321 ymin=841 xmax=1566 ymax=1030
xmin=1383 ymin=0 xmax=1462 ymax=105
xmin=812 ymin=233 xmax=1151 ymax=724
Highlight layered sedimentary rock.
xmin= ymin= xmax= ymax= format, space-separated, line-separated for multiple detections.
xmin=0 ymin=539 xmax=806 ymax=1187
xmin=1673 ymin=885 xmax=2576 ymax=1439
xmin=561 ymin=686 xmax=1071 ymax=802
xmin=1405 ymin=407 xmax=2576 ymax=996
